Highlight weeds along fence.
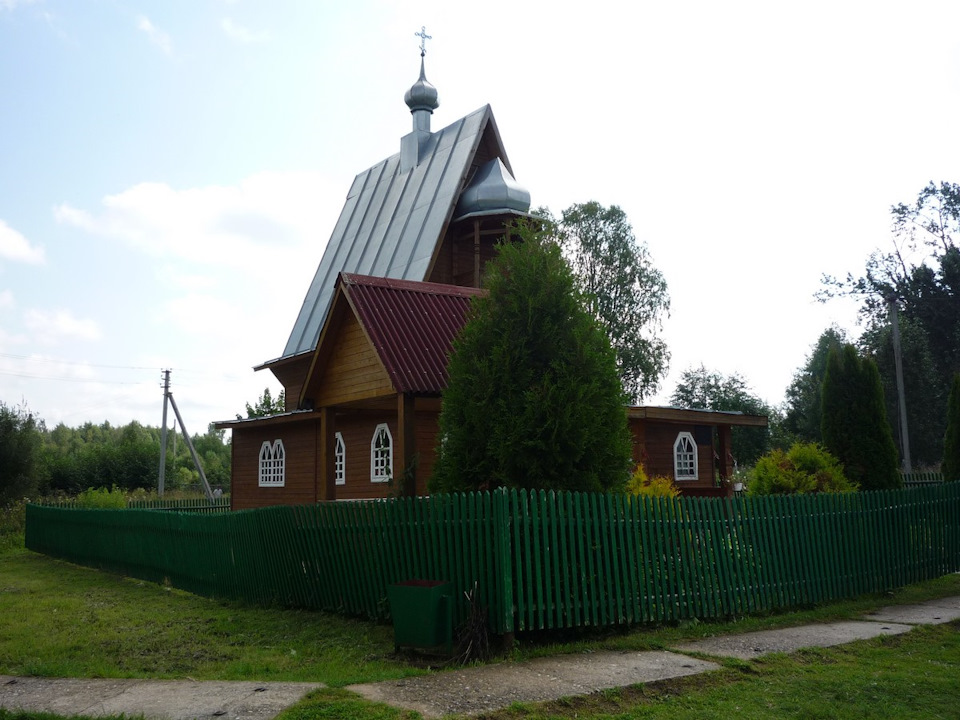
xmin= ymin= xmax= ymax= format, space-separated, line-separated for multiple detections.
xmin=25 ymin=484 xmax=960 ymax=635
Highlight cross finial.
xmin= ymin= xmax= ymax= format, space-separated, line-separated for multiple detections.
xmin=415 ymin=26 xmax=432 ymax=57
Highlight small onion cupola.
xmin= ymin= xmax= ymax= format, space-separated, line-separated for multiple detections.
xmin=454 ymin=158 xmax=531 ymax=219
xmin=400 ymin=27 xmax=439 ymax=173
xmin=404 ymin=57 xmax=439 ymax=115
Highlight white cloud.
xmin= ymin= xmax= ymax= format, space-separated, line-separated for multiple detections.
xmin=0 ymin=219 xmax=45 ymax=264
xmin=137 ymin=15 xmax=172 ymax=55
xmin=23 ymin=309 xmax=102 ymax=345
xmin=0 ymin=289 xmax=14 ymax=310
xmin=221 ymin=17 xmax=271 ymax=44
xmin=55 ymin=171 xmax=338 ymax=272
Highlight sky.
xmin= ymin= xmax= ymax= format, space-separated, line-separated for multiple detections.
xmin=2 ymin=0 xmax=959 ymax=437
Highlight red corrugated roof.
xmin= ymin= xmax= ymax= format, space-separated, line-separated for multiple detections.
xmin=340 ymin=273 xmax=484 ymax=394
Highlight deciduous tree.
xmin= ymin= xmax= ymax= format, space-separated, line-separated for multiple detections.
xmin=821 ymin=181 xmax=960 ymax=465
xmin=0 ymin=401 xmax=44 ymax=503
xmin=669 ymin=365 xmax=773 ymax=465
xmin=544 ymin=202 xmax=670 ymax=403
xmin=240 ymin=387 xmax=286 ymax=419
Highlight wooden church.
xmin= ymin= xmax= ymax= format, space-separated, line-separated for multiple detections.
xmin=215 ymin=50 xmax=766 ymax=510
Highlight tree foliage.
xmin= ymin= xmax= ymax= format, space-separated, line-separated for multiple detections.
xmin=241 ymin=387 xmax=286 ymax=418
xmin=669 ymin=365 xmax=773 ymax=465
xmin=944 ymin=374 xmax=960 ymax=482
xmin=542 ymin=202 xmax=670 ymax=403
xmin=430 ymin=223 xmax=633 ymax=494
xmin=821 ymin=345 xmax=900 ymax=490
xmin=782 ymin=327 xmax=847 ymax=445
xmin=0 ymin=404 xmax=232 ymax=497
xmin=821 ymin=181 xmax=960 ymax=465
xmin=0 ymin=402 xmax=45 ymax=504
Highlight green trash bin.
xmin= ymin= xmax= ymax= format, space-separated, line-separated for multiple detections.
xmin=388 ymin=579 xmax=453 ymax=653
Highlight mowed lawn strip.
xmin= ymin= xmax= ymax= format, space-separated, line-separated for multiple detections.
xmin=0 ymin=548 xmax=414 ymax=685
xmin=2 ymin=545 xmax=960 ymax=720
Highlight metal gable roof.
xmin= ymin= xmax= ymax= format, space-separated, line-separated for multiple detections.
xmin=340 ymin=273 xmax=483 ymax=394
xmin=278 ymin=105 xmax=500 ymax=363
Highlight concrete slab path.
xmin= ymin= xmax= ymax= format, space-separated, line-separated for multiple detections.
xmin=1 ymin=595 xmax=957 ymax=720
xmin=0 ymin=677 xmax=323 ymax=720
xmin=347 ymin=650 xmax=719 ymax=718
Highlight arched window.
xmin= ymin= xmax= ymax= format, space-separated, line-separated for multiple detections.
xmin=258 ymin=439 xmax=285 ymax=487
xmin=673 ymin=432 xmax=698 ymax=481
xmin=335 ymin=432 xmax=345 ymax=486
xmin=370 ymin=423 xmax=393 ymax=483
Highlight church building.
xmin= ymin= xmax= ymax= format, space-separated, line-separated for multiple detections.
xmin=215 ymin=47 xmax=766 ymax=510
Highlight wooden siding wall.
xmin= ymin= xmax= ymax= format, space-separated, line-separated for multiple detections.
xmin=315 ymin=314 xmax=393 ymax=407
xmin=231 ymin=421 xmax=320 ymax=510
xmin=635 ymin=422 xmax=715 ymax=487
xmin=428 ymin=230 xmax=502 ymax=288
xmin=334 ymin=410 xmax=441 ymax=500
xmin=269 ymin=356 xmax=312 ymax=412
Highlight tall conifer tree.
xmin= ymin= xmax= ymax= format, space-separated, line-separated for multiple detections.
xmin=430 ymin=223 xmax=632 ymax=494
xmin=821 ymin=344 xmax=900 ymax=490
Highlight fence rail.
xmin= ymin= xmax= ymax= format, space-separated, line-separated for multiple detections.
xmin=901 ymin=472 xmax=944 ymax=486
xmin=25 ymin=484 xmax=960 ymax=634
xmin=36 ymin=497 xmax=231 ymax=513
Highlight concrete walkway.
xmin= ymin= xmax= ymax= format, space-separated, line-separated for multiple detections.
xmin=2 ymin=596 xmax=958 ymax=720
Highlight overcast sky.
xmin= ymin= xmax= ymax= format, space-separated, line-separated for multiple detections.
xmin=2 ymin=0 xmax=958 ymax=435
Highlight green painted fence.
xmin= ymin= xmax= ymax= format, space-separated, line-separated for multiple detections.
xmin=902 ymin=472 xmax=945 ymax=486
xmin=25 ymin=484 xmax=960 ymax=634
xmin=38 ymin=497 xmax=231 ymax=513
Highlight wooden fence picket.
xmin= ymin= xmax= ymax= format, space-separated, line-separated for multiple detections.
xmin=24 ymin=484 xmax=960 ymax=636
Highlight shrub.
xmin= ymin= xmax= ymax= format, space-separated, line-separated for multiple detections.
xmin=748 ymin=442 xmax=856 ymax=495
xmin=74 ymin=486 xmax=127 ymax=509
xmin=624 ymin=464 xmax=680 ymax=498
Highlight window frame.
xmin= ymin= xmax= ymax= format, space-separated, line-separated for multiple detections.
xmin=673 ymin=431 xmax=698 ymax=482
xmin=335 ymin=431 xmax=345 ymax=486
xmin=370 ymin=423 xmax=393 ymax=483
xmin=258 ymin=439 xmax=286 ymax=487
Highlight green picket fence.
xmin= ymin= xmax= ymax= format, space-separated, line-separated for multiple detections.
xmin=38 ymin=497 xmax=230 ymax=513
xmin=902 ymin=472 xmax=945 ymax=486
xmin=25 ymin=484 xmax=960 ymax=635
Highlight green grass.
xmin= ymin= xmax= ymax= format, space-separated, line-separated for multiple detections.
xmin=0 ymin=548 xmax=418 ymax=685
xmin=476 ymin=624 xmax=960 ymax=719
xmin=2 ymin=538 xmax=960 ymax=719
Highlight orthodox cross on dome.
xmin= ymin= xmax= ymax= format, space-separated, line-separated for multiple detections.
xmin=415 ymin=26 xmax=432 ymax=57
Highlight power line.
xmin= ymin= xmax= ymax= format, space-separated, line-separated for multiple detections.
xmin=0 ymin=369 xmax=150 ymax=385
xmin=0 ymin=352 xmax=161 ymax=371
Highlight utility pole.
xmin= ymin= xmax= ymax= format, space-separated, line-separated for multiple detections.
xmin=887 ymin=295 xmax=912 ymax=473
xmin=158 ymin=369 xmax=170 ymax=496
xmin=158 ymin=370 xmax=215 ymax=502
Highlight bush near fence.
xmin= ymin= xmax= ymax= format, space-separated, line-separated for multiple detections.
xmin=25 ymin=485 xmax=960 ymax=635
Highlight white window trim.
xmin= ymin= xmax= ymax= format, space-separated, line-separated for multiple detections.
xmin=258 ymin=439 xmax=286 ymax=487
xmin=673 ymin=432 xmax=698 ymax=482
xmin=370 ymin=423 xmax=393 ymax=483
xmin=335 ymin=432 xmax=345 ymax=486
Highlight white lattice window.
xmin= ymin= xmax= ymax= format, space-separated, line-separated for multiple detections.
xmin=258 ymin=439 xmax=285 ymax=487
xmin=335 ymin=432 xmax=345 ymax=486
xmin=673 ymin=432 xmax=698 ymax=481
xmin=370 ymin=423 xmax=393 ymax=483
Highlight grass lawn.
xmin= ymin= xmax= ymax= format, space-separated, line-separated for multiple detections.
xmin=1 ymin=541 xmax=959 ymax=719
